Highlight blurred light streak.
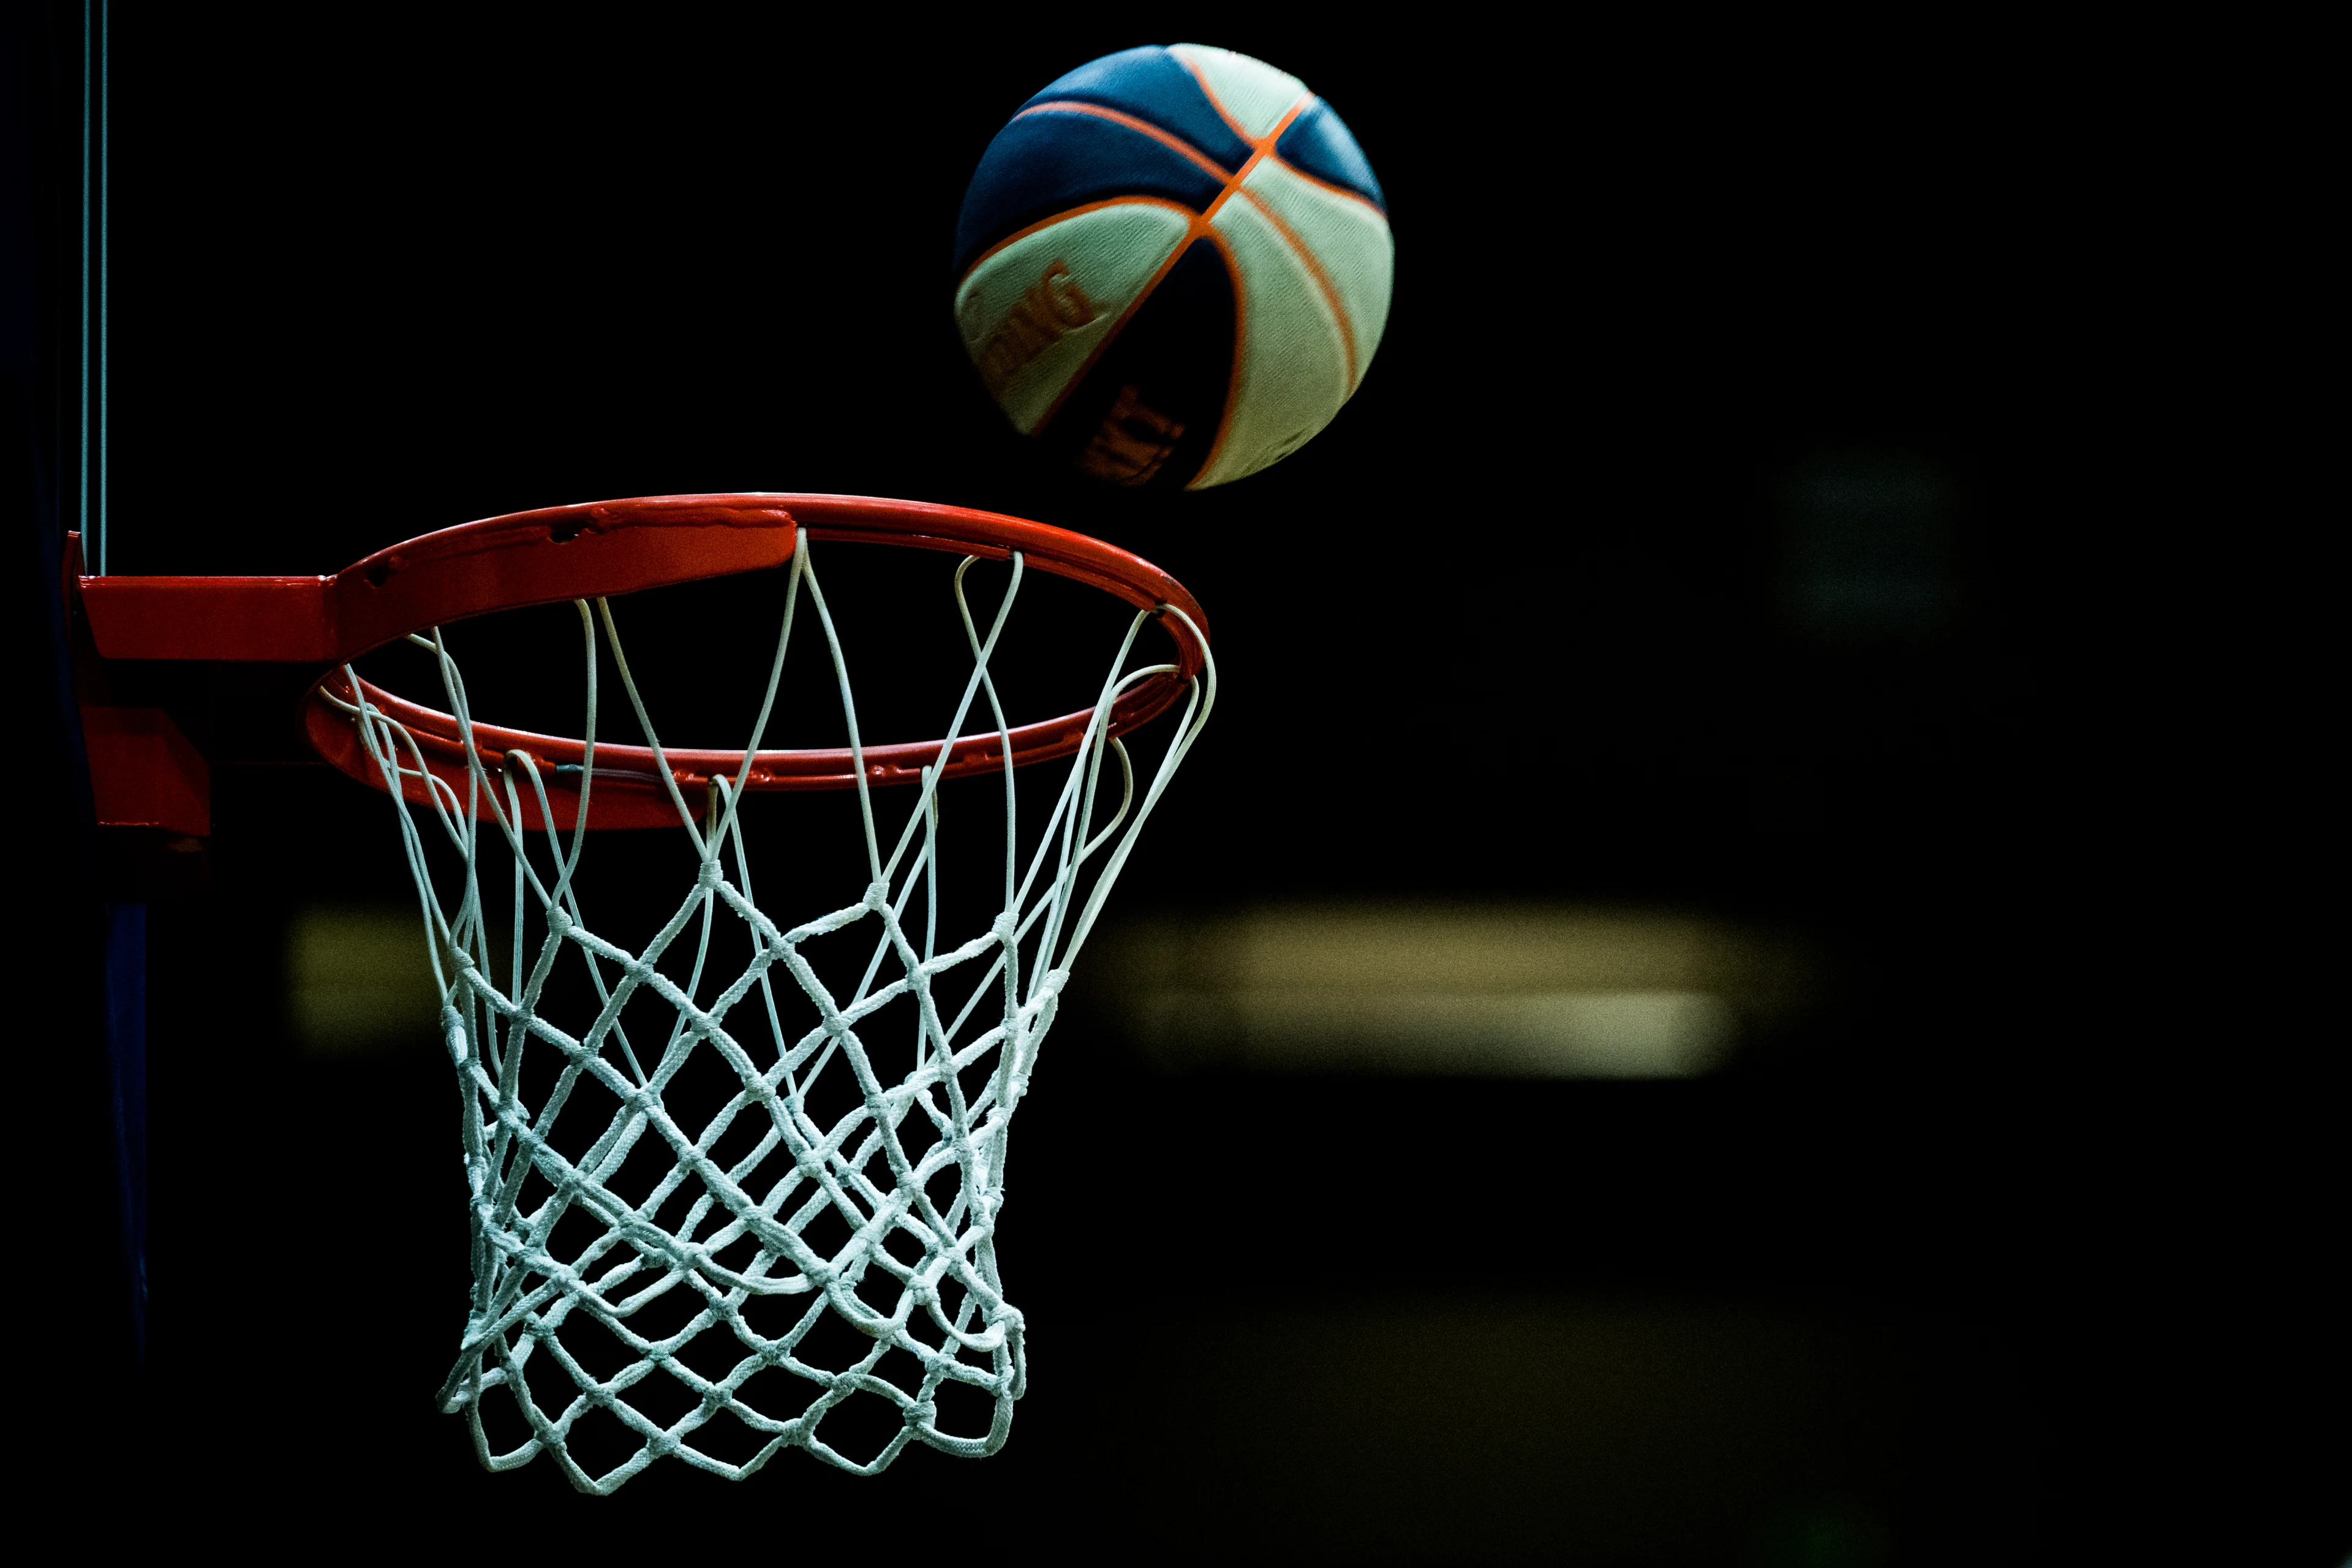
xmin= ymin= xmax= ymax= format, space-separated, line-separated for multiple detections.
xmin=1095 ymin=905 xmax=1805 ymax=1078
xmin=287 ymin=906 xmax=439 ymax=1053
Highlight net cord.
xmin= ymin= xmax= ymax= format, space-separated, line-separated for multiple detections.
xmin=333 ymin=531 xmax=1211 ymax=1490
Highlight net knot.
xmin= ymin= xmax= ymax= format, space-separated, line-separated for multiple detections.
xmin=992 ymin=912 xmax=1018 ymax=946
xmin=864 ymin=878 xmax=891 ymax=911
xmin=902 ymin=1398 xmax=937 ymax=1430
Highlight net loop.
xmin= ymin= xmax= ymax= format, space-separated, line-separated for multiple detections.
xmin=344 ymin=528 xmax=1210 ymax=1492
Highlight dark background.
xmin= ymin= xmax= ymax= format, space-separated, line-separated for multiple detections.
xmin=9 ymin=6 xmax=2339 ymax=1563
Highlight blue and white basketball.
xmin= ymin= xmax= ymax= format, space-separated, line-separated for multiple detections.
xmin=953 ymin=45 xmax=1392 ymax=490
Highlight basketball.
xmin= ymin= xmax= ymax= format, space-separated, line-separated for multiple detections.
xmin=952 ymin=44 xmax=1392 ymax=490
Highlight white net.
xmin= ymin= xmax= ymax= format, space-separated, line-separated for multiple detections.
xmin=337 ymin=532 xmax=1212 ymax=1493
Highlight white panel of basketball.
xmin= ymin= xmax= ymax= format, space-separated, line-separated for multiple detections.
xmin=1197 ymin=195 xmax=1352 ymax=489
xmin=1170 ymin=43 xmax=1309 ymax=137
xmin=1238 ymin=158 xmax=1395 ymax=394
xmin=954 ymin=201 xmax=1195 ymax=435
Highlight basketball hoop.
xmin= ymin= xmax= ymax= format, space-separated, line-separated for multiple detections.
xmin=70 ymin=494 xmax=1214 ymax=1491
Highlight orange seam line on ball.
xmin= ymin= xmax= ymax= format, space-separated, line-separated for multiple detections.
xmin=1012 ymin=102 xmax=1235 ymax=184
xmin=1240 ymin=96 xmax=1355 ymax=385
xmin=1234 ymin=179 xmax=1358 ymax=390
xmin=1196 ymin=94 xmax=1308 ymax=224
xmin=1268 ymin=154 xmax=1392 ymax=222
xmin=1170 ymin=50 xmax=1273 ymax=149
xmin=1186 ymin=224 xmax=1250 ymax=489
xmin=1167 ymin=47 xmax=1375 ymax=223
xmin=1188 ymin=96 xmax=1322 ymax=483
xmin=1016 ymin=100 xmax=1259 ymax=443
xmin=1109 ymin=105 xmax=1284 ymax=466
xmin=956 ymin=196 xmax=1199 ymax=290
xmin=1029 ymin=211 xmax=1212 ymax=436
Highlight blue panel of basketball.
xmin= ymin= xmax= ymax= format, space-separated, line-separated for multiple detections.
xmin=1273 ymin=102 xmax=1385 ymax=206
xmin=952 ymin=43 xmax=1393 ymax=491
xmin=949 ymin=114 xmax=1228 ymax=280
xmin=1012 ymin=45 xmax=1254 ymax=171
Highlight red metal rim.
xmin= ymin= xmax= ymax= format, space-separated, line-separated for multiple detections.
xmin=311 ymin=494 xmax=1210 ymax=829
xmin=77 ymin=494 xmax=1209 ymax=831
